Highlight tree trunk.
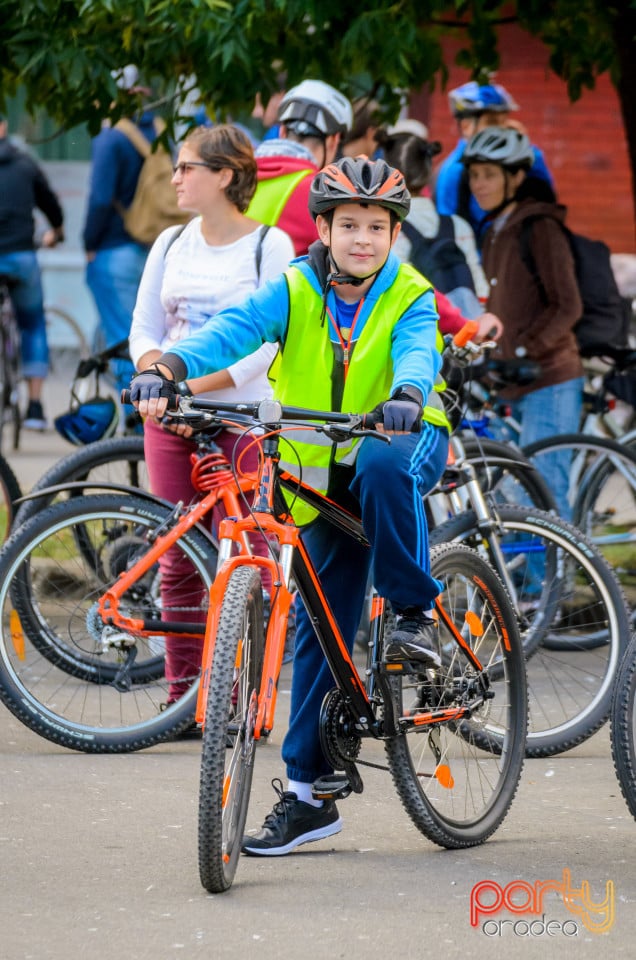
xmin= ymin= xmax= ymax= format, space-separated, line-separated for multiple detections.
xmin=612 ymin=1 xmax=636 ymax=241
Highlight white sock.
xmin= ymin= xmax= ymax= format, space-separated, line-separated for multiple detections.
xmin=287 ymin=780 xmax=323 ymax=807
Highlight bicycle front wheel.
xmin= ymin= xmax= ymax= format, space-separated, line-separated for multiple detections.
xmin=385 ymin=542 xmax=526 ymax=848
xmin=0 ymin=451 xmax=22 ymax=541
xmin=198 ymin=565 xmax=265 ymax=893
xmin=524 ymin=433 xmax=636 ymax=616
xmin=610 ymin=633 xmax=636 ymax=820
xmin=0 ymin=494 xmax=216 ymax=752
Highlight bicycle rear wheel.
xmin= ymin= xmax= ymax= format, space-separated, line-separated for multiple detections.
xmin=610 ymin=633 xmax=636 ymax=821
xmin=0 ymin=494 xmax=215 ymax=752
xmin=432 ymin=506 xmax=631 ymax=756
xmin=198 ymin=565 xmax=265 ymax=893
xmin=385 ymin=542 xmax=526 ymax=848
xmin=14 ymin=435 xmax=147 ymax=529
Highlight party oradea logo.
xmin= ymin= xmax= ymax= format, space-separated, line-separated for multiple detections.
xmin=470 ymin=868 xmax=615 ymax=937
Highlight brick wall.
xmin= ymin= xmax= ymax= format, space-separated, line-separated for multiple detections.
xmin=411 ymin=22 xmax=635 ymax=253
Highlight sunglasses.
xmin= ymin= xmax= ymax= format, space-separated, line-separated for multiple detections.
xmin=172 ymin=161 xmax=222 ymax=175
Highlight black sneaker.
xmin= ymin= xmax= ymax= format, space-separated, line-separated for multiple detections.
xmin=384 ymin=608 xmax=441 ymax=667
xmin=241 ymin=779 xmax=342 ymax=856
xmin=24 ymin=400 xmax=47 ymax=431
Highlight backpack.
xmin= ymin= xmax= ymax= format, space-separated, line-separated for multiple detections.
xmin=114 ymin=118 xmax=190 ymax=245
xmin=519 ymin=216 xmax=631 ymax=354
xmin=400 ymin=216 xmax=476 ymax=296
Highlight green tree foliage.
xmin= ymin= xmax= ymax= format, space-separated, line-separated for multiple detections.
xmin=1 ymin=0 xmax=634 ymax=210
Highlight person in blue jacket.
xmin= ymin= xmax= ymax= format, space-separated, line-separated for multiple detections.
xmin=435 ymin=81 xmax=554 ymax=239
xmin=129 ymin=155 xmax=450 ymax=858
xmin=82 ymin=66 xmax=156 ymax=413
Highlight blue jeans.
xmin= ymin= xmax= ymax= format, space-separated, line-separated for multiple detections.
xmin=282 ymin=423 xmax=449 ymax=784
xmin=509 ymin=377 xmax=584 ymax=521
xmin=0 ymin=250 xmax=49 ymax=379
xmin=86 ymin=243 xmax=147 ymax=400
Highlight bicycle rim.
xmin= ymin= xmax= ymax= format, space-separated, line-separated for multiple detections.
xmin=434 ymin=506 xmax=631 ymax=756
xmin=525 ymin=434 xmax=636 ymax=617
xmin=384 ymin=542 xmax=526 ymax=848
xmin=610 ymin=633 xmax=636 ymax=820
xmin=0 ymin=494 xmax=215 ymax=752
xmin=198 ymin=566 xmax=264 ymax=893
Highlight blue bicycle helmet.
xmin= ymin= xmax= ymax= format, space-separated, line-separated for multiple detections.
xmin=448 ymin=82 xmax=519 ymax=118
xmin=54 ymin=396 xmax=119 ymax=446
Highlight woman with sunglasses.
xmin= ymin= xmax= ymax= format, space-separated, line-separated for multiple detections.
xmin=129 ymin=124 xmax=294 ymax=716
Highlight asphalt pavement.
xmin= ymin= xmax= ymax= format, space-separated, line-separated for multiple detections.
xmin=1 ymin=365 xmax=636 ymax=959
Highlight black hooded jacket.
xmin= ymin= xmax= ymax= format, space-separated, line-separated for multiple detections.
xmin=0 ymin=136 xmax=64 ymax=254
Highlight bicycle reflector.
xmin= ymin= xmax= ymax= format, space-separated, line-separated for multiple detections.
xmin=54 ymin=396 xmax=119 ymax=446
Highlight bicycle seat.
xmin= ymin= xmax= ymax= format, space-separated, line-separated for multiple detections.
xmin=484 ymin=357 xmax=542 ymax=388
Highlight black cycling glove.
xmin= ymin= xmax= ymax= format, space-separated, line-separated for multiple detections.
xmin=129 ymin=368 xmax=178 ymax=407
xmin=379 ymin=387 xmax=423 ymax=433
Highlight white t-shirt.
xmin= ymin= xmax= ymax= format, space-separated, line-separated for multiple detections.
xmin=130 ymin=218 xmax=294 ymax=401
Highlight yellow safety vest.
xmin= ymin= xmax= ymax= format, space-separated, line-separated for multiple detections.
xmin=245 ymin=170 xmax=313 ymax=225
xmin=269 ymin=263 xmax=449 ymax=525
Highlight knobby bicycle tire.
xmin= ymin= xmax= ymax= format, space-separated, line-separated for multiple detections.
xmin=198 ymin=566 xmax=265 ymax=893
xmin=14 ymin=435 xmax=147 ymax=530
xmin=384 ymin=542 xmax=527 ymax=848
xmin=0 ymin=451 xmax=22 ymax=542
xmin=431 ymin=506 xmax=630 ymax=757
xmin=610 ymin=633 xmax=636 ymax=821
xmin=0 ymin=493 xmax=217 ymax=752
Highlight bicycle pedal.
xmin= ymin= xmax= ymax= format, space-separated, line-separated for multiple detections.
xmin=381 ymin=659 xmax=427 ymax=676
xmin=311 ymin=774 xmax=353 ymax=802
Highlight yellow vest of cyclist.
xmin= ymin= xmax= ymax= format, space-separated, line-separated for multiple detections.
xmin=128 ymin=155 xmax=450 ymax=857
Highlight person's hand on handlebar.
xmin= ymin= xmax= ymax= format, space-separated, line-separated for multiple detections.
xmin=369 ymin=387 xmax=423 ymax=435
xmin=474 ymin=312 xmax=503 ymax=343
xmin=129 ymin=366 xmax=179 ymax=421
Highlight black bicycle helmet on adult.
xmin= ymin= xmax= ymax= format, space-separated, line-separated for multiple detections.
xmin=463 ymin=126 xmax=534 ymax=171
xmin=308 ymin=155 xmax=411 ymax=221
xmin=277 ymin=80 xmax=353 ymax=138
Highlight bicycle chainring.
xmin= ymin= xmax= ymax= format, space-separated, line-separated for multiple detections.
xmin=319 ymin=688 xmax=361 ymax=770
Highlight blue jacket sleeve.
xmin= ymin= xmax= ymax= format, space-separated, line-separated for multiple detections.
xmin=390 ymin=287 xmax=441 ymax=402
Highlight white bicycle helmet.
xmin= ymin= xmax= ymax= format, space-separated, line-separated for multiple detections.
xmin=463 ymin=127 xmax=534 ymax=171
xmin=277 ymin=80 xmax=353 ymax=137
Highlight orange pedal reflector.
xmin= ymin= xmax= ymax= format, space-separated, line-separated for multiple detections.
xmin=435 ymin=764 xmax=455 ymax=789
xmin=10 ymin=609 xmax=25 ymax=660
xmin=464 ymin=611 xmax=484 ymax=637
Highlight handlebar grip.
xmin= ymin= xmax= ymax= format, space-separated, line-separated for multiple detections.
xmin=121 ymin=387 xmax=181 ymax=411
xmin=452 ymin=320 xmax=480 ymax=348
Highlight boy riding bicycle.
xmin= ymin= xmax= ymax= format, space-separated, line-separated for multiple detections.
xmin=130 ymin=155 xmax=450 ymax=856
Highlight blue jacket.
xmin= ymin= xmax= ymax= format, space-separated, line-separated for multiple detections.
xmin=165 ymin=244 xmax=441 ymax=406
xmin=82 ymin=112 xmax=156 ymax=251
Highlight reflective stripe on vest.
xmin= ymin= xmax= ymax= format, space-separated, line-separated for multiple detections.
xmin=245 ymin=170 xmax=313 ymax=226
xmin=271 ymin=264 xmax=449 ymax=524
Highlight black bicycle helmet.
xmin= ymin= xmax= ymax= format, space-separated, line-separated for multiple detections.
xmin=309 ymin=155 xmax=411 ymax=221
xmin=463 ymin=126 xmax=534 ymax=171
xmin=54 ymin=396 xmax=118 ymax=446
xmin=277 ymin=80 xmax=353 ymax=138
